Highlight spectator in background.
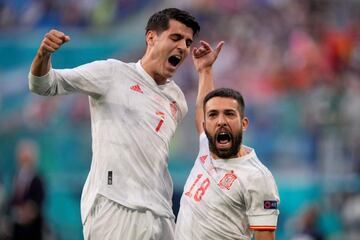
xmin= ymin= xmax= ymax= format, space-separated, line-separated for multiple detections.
xmin=0 ymin=178 xmax=10 ymax=239
xmin=291 ymin=204 xmax=324 ymax=240
xmin=8 ymin=139 xmax=45 ymax=240
xmin=342 ymin=192 xmax=360 ymax=240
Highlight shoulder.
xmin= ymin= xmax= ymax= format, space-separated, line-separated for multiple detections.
xmin=164 ymin=81 xmax=188 ymax=121
xmin=236 ymin=152 xmax=278 ymax=190
xmin=165 ymin=81 xmax=186 ymax=101
xmin=106 ymin=59 xmax=135 ymax=68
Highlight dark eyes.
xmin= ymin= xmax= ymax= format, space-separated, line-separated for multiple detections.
xmin=186 ymin=40 xmax=192 ymax=47
xmin=207 ymin=112 xmax=217 ymax=118
xmin=226 ymin=112 xmax=236 ymax=116
xmin=171 ymin=35 xmax=192 ymax=47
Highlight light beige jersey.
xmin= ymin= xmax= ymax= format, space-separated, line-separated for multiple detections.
xmin=29 ymin=60 xmax=187 ymax=224
xmin=175 ymin=133 xmax=279 ymax=240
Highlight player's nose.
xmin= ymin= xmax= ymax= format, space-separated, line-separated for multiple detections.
xmin=177 ymin=40 xmax=187 ymax=51
xmin=217 ymin=114 xmax=227 ymax=126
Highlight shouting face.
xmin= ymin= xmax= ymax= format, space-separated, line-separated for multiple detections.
xmin=145 ymin=19 xmax=194 ymax=83
xmin=204 ymin=97 xmax=248 ymax=159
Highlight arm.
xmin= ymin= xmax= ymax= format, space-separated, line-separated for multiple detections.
xmin=29 ymin=30 xmax=112 ymax=97
xmin=192 ymin=40 xmax=224 ymax=134
xmin=254 ymin=230 xmax=276 ymax=240
xmin=31 ymin=29 xmax=70 ymax=77
xmin=245 ymin=170 xmax=280 ymax=240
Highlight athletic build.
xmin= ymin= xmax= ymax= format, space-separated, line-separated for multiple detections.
xmin=175 ymin=42 xmax=280 ymax=240
xmin=28 ymin=8 xmax=200 ymax=240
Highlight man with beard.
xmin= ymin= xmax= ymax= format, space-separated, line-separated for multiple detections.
xmin=28 ymin=8 xmax=200 ymax=240
xmin=175 ymin=42 xmax=280 ymax=239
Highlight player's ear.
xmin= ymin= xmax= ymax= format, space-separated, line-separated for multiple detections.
xmin=146 ymin=30 xmax=157 ymax=46
xmin=242 ymin=117 xmax=249 ymax=131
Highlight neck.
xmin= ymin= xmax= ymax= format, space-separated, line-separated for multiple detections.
xmin=141 ymin=55 xmax=167 ymax=85
xmin=238 ymin=145 xmax=248 ymax=157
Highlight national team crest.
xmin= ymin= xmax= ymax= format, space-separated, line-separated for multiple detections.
xmin=218 ymin=170 xmax=237 ymax=190
xmin=170 ymin=101 xmax=177 ymax=118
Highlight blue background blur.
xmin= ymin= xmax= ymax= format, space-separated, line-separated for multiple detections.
xmin=1 ymin=0 xmax=360 ymax=239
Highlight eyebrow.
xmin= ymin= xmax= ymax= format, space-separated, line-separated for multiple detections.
xmin=170 ymin=33 xmax=193 ymax=41
xmin=170 ymin=33 xmax=183 ymax=38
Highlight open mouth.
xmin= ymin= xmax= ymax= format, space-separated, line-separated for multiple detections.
xmin=168 ymin=55 xmax=182 ymax=67
xmin=216 ymin=132 xmax=232 ymax=145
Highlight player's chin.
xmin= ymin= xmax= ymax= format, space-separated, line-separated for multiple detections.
xmin=216 ymin=149 xmax=235 ymax=159
xmin=216 ymin=143 xmax=238 ymax=158
xmin=216 ymin=142 xmax=232 ymax=151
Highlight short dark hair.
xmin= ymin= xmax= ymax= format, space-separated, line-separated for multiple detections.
xmin=145 ymin=8 xmax=200 ymax=37
xmin=203 ymin=88 xmax=245 ymax=117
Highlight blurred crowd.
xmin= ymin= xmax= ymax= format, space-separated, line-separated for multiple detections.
xmin=1 ymin=0 xmax=360 ymax=239
xmin=0 ymin=0 xmax=151 ymax=29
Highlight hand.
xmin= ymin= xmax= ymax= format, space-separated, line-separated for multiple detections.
xmin=38 ymin=29 xmax=70 ymax=58
xmin=192 ymin=40 xmax=224 ymax=73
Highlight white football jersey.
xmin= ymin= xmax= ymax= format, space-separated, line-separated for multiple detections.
xmin=29 ymin=60 xmax=188 ymax=223
xmin=175 ymin=133 xmax=279 ymax=240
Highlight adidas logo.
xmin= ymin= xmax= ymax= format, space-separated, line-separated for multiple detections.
xmin=199 ymin=155 xmax=208 ymax=164
xmin=130 ymin=84 xmax=143 ymax=93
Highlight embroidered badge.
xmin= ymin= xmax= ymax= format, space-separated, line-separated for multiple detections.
xmin=218 ymin=170 xmax=237 ymax=190
xmin=264 ymin=200 xmax=278 ymax=209
xmin=130 ymin=84 xmax=143 ymax=93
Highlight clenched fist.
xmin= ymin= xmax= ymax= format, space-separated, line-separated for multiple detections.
xmin=38 ymin=29 xmax=70 ymax=58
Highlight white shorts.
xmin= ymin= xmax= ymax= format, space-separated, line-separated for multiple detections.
xmin=83 ymin=195 xmax=175 ymax=240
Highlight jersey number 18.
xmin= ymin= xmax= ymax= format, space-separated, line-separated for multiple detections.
xmin=184 ymin=174 xmax=210 ymax=202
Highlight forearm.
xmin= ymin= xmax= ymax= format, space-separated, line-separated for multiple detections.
xmin=193 ymin=40 xmax=223 ymax=133
xmin=195 ymin=67 xmax=214 ymax=133
xmin=31 ymin=50 xmax=52 ymax=77
xmin=28 ymin=50 xmax=54 ymax=95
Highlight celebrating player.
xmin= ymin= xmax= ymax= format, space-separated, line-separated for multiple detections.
xmin=28 ymin=8 xmax=200 ymax=240
xmin=175 ymin=41 xmax=280 ymax=240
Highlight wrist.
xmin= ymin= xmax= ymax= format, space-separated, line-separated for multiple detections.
xmin=37 ymin=49 xmax=51 ymax=60
xmin=198 ymin=67 xmax=212 ymax=75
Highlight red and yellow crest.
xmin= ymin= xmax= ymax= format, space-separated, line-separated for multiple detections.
xmin=218 ymin=170 xmax=237 ymax=190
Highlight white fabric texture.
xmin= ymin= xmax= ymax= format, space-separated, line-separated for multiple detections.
xmin=29 ymin=59 xmax=188 ymax=225
xmin=175 ymin=133 xmax=279 ymax=240
xmin=83 ymin=194 xmax=175 ymax=240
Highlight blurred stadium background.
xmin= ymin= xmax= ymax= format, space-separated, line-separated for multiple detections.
xmin=1 ymin=0 xmax=360 ymax=239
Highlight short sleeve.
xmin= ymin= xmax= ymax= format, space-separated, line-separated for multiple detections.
xmin=245 ymin=171 xmax=280 ymax=230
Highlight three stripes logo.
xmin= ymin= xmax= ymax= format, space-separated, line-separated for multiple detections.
xmin=130 ymin=84 xmax=143 ymax=93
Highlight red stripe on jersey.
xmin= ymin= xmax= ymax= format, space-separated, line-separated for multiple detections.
xmin=155 ymin=119 xmax=164 ymax=132
xmin=250 ymin=226 xmax=276 ymax=231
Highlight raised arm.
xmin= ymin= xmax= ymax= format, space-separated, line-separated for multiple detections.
xmin=31 ymin=29 xmax=70 ymax=76
xmin=192 ymin=40 xmax=224 ymax=134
